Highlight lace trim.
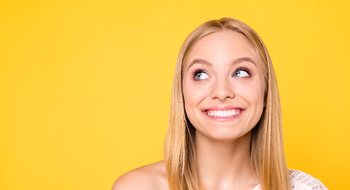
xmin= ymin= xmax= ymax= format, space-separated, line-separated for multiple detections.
xmin=251 ymin=170 xmax=327 ymax=190
xmin=289 ymin=169 xmax=328 ymax=190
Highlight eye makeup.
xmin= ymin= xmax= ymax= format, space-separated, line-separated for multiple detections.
xmin=189 ymin=65 xmax=253 ymax=81
xmin=232 ymin=67 xmax=251 ymax=78
xmin=192 ymin=69 xmax=209 ymax=80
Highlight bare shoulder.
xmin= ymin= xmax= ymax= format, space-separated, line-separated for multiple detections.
xmin=112 ymin=160 xmax=168 ymax=190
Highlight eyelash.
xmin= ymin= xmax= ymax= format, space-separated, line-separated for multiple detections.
xmin=192 ymin=67 xmax=251 ymax=80
xmin=193 ymin=69 xmax=208 ymax=80
xmin=232 ymin=67 xmax=251 ymax=77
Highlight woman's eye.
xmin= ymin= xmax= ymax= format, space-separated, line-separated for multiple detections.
xmin=194 ymin=70 xmax=209 ymax=80
xmin=232 ymin=68 xmax=250 ymax=78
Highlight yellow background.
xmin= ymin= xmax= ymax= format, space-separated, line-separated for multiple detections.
xmin=1 ymin=0 xmax=349 ymax=189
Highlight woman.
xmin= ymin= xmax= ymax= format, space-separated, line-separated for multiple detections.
xmin=113 ymin=18 xmax=327 ymax=190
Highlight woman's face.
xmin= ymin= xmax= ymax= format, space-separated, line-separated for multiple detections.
xmin=183 ymin=30 xmax=265 ymax=142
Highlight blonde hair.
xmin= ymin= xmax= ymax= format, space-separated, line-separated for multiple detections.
xmin=164 ymin=18 xmax=290 ymax=190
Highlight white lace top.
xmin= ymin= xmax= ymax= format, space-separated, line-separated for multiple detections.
xmin=251 ymin=169 xmax=328 ymax=190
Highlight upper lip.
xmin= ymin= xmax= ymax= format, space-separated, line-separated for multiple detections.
xmin=202 ymin=105 xmax=245 ymax=112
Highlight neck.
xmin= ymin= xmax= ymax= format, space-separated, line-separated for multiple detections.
xmin=195 ymin=131 xmax=258 ymax=190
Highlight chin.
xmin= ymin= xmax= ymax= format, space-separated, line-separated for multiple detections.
xmin=196 ymin=128 xmax=252 ymax=143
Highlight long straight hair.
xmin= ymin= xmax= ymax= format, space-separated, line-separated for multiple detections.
xmin=164 ymin=18 xmax=290 ymax=190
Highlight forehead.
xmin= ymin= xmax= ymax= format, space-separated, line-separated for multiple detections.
xmin=185 ymin=30 xmax=258 ymax=66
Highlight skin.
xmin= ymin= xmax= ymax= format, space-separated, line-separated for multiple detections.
xmin=112 ymin=30 xmax=265 ymax=190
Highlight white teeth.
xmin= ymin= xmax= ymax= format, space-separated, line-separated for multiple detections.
xmin=207 ymin=109 xmax=240 ymax=118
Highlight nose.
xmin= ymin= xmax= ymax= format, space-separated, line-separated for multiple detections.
xmin=210 ymin=78 xmax=235 ymax=101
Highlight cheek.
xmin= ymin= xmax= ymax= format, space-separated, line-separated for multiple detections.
xmin=183 ymin=81 xmax=209 ymax=106
xmin=183 ymin=80 xmax=211 ymax=123
xmin=236 ymin=80 xmax=265 ymax=107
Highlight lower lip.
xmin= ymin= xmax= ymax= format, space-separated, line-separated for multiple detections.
xmin=203 ymin=110 xmax=244 ymax=122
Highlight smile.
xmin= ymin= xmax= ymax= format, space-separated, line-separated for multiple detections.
xmin=207 ymin=109 xmax=240 ymax=117
xmin=203 ymin=108 xmax=244 ymax=121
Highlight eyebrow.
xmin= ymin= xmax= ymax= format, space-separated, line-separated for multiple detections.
xmin=186 ymin=57 xmax=257 ymax=71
